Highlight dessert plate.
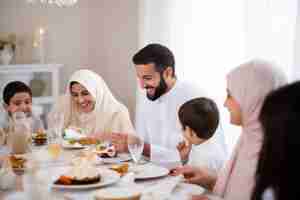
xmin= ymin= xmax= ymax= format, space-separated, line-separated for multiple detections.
xmin=51 ymin=168 xmax=120 ymax=189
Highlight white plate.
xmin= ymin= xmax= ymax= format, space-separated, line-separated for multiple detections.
xmin=173 ymin=182 xmax=205 ymax=195
xmin=101 ymin=153 xmax=132 ymax=164
xmin=62 ymin=141 xmax=85 ymax=149
xmin=130 ymin=164 xmax=169 ymax=180
xmin=51 ymin=168 xmax=120 ymax=189
xmin=95 ymin=186 xmax=144 ymax=200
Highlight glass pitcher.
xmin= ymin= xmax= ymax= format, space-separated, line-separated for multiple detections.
xmin=9 ymin=112 xmax=32 ymax=154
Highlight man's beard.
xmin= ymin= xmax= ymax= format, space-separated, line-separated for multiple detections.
xmin=146 ymin=77 xmax=168 ymax=101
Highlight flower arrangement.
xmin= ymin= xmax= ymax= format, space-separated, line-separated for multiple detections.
xmin=0 ymin=33 xmax=17 ymax=65
xmin=0 ymin=33 xmax=16 ymax=51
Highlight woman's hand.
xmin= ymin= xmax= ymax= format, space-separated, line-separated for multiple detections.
xmin=170 ymin=165 xmax=216 ymax=190
xmin=110 ymin=133 xmax=128 ymax=152
xmin=177 ymin=140 xmax=192 ymax=162
xmin=91 ymin=132 xmax=128 ymax=152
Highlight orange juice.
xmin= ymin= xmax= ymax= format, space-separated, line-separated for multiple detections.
xmin=48 ymin=143 xmax=61 ymax=159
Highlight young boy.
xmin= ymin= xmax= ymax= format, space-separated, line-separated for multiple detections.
xmin=0 ymin=81 xmax=44 ymax=145
xmin=177 ymin=97 xmax=226 ymax=174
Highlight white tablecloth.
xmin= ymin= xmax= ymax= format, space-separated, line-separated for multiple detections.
xmin=1 ymin=146 xmax=205 ymax=200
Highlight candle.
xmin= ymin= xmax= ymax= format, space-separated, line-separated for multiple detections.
xmin=39 ymin=28 xmax=45 ymax=36
xmin=39 ymin=27 xmax=45 ymax=64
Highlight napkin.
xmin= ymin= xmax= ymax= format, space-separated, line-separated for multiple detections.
xmin=0 ymin=158 xmax=16 ymax=190
xmin=63 ymin=128 xmax=85 ymax=140
xmin=141 ymin=175 xmax=183 ymax=200
xmin=93 ymin=172 xmax=144 ymax=200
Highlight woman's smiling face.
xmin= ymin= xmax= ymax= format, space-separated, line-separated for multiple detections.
xmin=224 ymin=89 xmax=242 ymax=126
xmin=70 ymin=82 xmax=95 ymax=113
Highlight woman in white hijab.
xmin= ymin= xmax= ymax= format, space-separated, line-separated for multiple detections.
xmin=49 ymin=69 xmax=134 ymax=139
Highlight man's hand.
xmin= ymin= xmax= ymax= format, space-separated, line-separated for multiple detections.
xmin=177 ymin=140 xmax=192 ymax=162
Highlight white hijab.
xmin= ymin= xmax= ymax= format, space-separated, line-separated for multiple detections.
xmin=213 ymin=59 xmax=287 ymax=200
xmin=50 ymin=69 xmax=132 ymax=135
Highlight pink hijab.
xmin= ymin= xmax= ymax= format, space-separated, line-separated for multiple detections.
xmin=213 ymin=59 xmax=287 ymax=200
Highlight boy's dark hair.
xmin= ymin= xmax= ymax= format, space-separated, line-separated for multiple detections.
xmin=132 ymin=43 xmax=175 ymax=76
xmin=3 ymin=81 xmax=32 ymax=105
xmin=178 ymin=97 xmax=219 ymax=140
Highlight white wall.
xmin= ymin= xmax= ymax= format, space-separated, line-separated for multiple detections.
xmin=245 ymin=0 xmax=298 ymax=79
xmin=293 ymin=1 xmax=300 ymax=80
xmin=0 ymin=0 xmax=139 ymax=120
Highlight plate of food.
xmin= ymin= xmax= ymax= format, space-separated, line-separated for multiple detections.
xmin=101 ymin=153 xmax=132 ymax=164
xmin=9 ymin=154 xmax=27 ymax=172
xmin=94 ymin=142 xmax=131 ymax=164
xmin=109 ymin=163 xmax=129 ymax=176
xmin=32 ymin=130 xmax=47 ymax=146
xmin=62 ymin=140 xmax=86 ymax=149
xmin=51 ymin=165 xmax=120 ymax=189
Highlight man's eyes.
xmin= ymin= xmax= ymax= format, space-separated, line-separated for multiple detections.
xmin=71 ymin=92 xmax=89 ymax=97
xmin=143 ymin=77 xmax=153 ymax=81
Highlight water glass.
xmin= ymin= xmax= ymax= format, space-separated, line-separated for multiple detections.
xmin=127 ymin=133 xmax=144 ymax=164
xmin=47 ymin=113 xmax=64 ymax=142
xmin=47 ymin=113 xmax=64 ymax=160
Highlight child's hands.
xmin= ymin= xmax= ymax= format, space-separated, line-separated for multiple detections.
xmin=177 ymin=140 xmax=192 ymax=162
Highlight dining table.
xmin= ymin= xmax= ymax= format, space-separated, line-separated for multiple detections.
xmin=0 ymin=143 xmax=205 ymax=200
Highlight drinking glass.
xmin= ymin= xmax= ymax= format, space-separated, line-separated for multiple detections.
xmin=47 ymin=113 xmax=64 ymax=160
xmin=47 ymin=143 xmax=61 ymax=160
xmin=127 ymin=133 xmax=144 ymax=165
xmin=47 ymin=113 xmax=64 ymax=143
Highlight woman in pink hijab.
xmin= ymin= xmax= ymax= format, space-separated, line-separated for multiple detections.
xmin=171 ymin=59 xmax=287 ymax=200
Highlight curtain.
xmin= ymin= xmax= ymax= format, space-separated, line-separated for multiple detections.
xmin=137 ymin=0 xmax=298 ymax=154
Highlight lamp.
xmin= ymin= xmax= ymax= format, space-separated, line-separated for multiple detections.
xmin=27 ymin=0 xmax=78 ymax=7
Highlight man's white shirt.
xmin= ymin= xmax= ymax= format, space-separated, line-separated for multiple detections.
xmin=135 ymin=80 xmax=227 ymax=172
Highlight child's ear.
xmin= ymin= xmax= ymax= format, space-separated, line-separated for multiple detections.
xmin=2 ymin=103 xmax=9 ymax=111
xmin=185 ymin=126 xmax=194 ymax=137
xmin=190 ymin=129 xmax=198 ymax=139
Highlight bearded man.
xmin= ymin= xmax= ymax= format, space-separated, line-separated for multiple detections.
xmin=131 ymin=43 xmax=226 ymax=165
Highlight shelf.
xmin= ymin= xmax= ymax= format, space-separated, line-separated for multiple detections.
xmin=32 ymin=96 xmax=55 ymax=104
xmin=0 ymin=64 xmax=63 ymax=73
xmin=0 ymin=64 xmax=63 ymax=117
